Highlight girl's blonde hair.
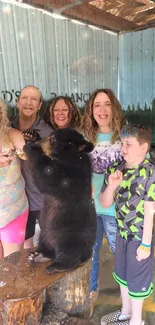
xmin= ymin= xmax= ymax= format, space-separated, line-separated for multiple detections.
xmin=44 ymin=96 xmax=82 ymax=131
xmin=0 ymin=100 xmax=10 ymax=140
xmin=81 ymin=89 xmax=126 ymax=144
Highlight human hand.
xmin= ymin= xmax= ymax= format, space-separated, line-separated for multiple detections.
xmin=108 ymin=170 xmax=123 ymax=191
xmin=0 ymin=151 xmax=14 ymax=167
xmin=136 ymin=245 xmax=151 ymax=262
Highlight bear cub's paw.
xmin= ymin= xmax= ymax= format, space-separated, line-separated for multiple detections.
xmin=28 ymin=251 xmax=51 ymax=263
xmin=46 ymin=264 xmax=66 ymax=274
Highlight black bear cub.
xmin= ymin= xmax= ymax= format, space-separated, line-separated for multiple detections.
xmin=24 ymin=128 xmax=97 ymax=274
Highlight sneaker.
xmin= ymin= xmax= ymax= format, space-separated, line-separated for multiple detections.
xmin=89 ymin=291 xmax=99 ymax=318
xmin=101 ymin=320 xmax=145 ymax=325
xmin=102 ymin=321 xmax=130 ymax=325
xmin=100 ymin=309 xmax=131 ymax=325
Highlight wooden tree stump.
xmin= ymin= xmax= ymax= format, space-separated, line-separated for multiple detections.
xmin=1 ymin=292 xmax=43 ymax=325
xmin=0 ymin=250 xmax=92 ymax=324
xmin=46 ymin=259 xmax=91 ymax=318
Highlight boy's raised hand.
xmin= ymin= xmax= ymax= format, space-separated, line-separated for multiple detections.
xmin=108 ymin=170 xmax=123 ymax=191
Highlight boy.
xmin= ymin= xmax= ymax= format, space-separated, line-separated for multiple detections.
xmin=100 ymin=124 xmax=155 ymax=325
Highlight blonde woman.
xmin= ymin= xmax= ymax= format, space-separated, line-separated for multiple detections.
xmin=44 ymin=95 xmax=81 ymax=130
xmin=0 ymin=100 xmax=28 ymax=258
xmin=81 ymin=89 xmax=125 ymax=316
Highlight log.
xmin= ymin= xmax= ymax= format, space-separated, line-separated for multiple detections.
xmin=0 ymin=250 xmax=92 ymax=324
xmin=1 ymin=291 xmax=43 ymax=325
xmin=46 ymin=259 xmax=91 ymax=318
xmin=0 ymin=249 xmax=66 ymax=300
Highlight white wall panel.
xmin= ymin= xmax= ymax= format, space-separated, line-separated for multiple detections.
xmin=0 ymin=1 xmax=118 ymax=111
xmin=119 ymin=28 xmax=155 ymax=143
xmin=119 ymin=29 xmax=155 ymax=109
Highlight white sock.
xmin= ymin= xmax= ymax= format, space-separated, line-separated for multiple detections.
xmin=129 ymin=320 xmax=145 ymax=325
xmin=119 ymin=313 xmax=131 ymax=321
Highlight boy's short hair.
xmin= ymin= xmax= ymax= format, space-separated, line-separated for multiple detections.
xmin=120 ymin=124 xmax=152 ymax=152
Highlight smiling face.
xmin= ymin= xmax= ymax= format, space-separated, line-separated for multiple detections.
xmin=17 ymin=86 xmax=42 ymax=119
xmin=52 ymin=99 xmax=71 ymax=129
xmin=121 ymin=136 xmax=148 ymax=168
xmin=93 ymin=92 xmax=112 ymax=132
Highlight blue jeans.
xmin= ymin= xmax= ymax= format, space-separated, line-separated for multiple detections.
xmin=90 ymin=214 xmax=117 ymax=292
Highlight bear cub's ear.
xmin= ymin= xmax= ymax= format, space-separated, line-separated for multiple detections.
xmin=51 ymin=129 xmax=94 ymax=154
xmin=79 ymin=139 xmax=94 ymax=153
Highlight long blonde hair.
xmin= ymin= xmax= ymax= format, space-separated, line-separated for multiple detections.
xmin=81 ymin=89 xmax=125 ymax=144
xmin=0 ymin=100 xmax=10 ymax=141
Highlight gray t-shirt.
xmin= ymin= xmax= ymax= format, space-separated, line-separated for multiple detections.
xmin=12 ymin=116 xmax=53 ymax=211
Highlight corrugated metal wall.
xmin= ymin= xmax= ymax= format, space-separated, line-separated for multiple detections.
xmin=119 ymin=29 xmax=155 ymax=109
xmin=0 ymin=1 xmax=118 ymax=112
xmin=119 ymin=28 xmax=155 ymax=143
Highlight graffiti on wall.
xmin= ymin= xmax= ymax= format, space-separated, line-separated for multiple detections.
xmin=1 ymin=89 xmax=91 ymax=105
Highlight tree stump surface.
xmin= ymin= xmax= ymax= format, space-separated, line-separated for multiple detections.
xmin=0 ymin=249 xmax=66 ymax=300
xmin=0 ymin=250 xmax=92 ymax=324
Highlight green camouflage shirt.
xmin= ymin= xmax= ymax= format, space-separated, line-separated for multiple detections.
xmin=104 ymin=159 xmax=155 ymax=240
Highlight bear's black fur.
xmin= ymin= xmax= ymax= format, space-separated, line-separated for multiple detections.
xmin=24 ymin=128 xmax=96 ymax=274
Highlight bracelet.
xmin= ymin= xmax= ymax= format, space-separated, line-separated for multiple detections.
xmin=141 ymin=242 xmax=151 ymax=248
xmin=140 ymin=245 xmax=151 ymax=251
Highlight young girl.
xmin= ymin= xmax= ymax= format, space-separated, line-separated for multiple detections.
xmin=81 ymin=89 xmax=125 ymax=316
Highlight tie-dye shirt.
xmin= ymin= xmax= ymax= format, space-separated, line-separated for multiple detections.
xmin=90 ymin=132 xmax=123 ymax=215
xmin=0 ymin=135 xmax=28 ymax=228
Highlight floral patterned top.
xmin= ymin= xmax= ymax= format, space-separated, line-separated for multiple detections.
xmin=0 ymin=134 xmax=28 ymax=228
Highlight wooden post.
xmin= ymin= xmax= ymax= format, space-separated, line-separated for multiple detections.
xmin=0 ymin=251 xmax=92 ymax=324
xmin=1 ymin=292 xmax=43 ymax=325
xmin=0 ymin=250 xmax=66 ymax=325
xmin=46 ymin=259 xmax=92 ymax=318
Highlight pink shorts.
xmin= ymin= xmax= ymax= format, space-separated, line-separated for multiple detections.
xmin=0 ymin=209 xmax=28 ymax=244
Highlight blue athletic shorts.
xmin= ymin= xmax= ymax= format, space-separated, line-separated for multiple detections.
xmin=113 ymin=232 xmax=154 ymax=300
